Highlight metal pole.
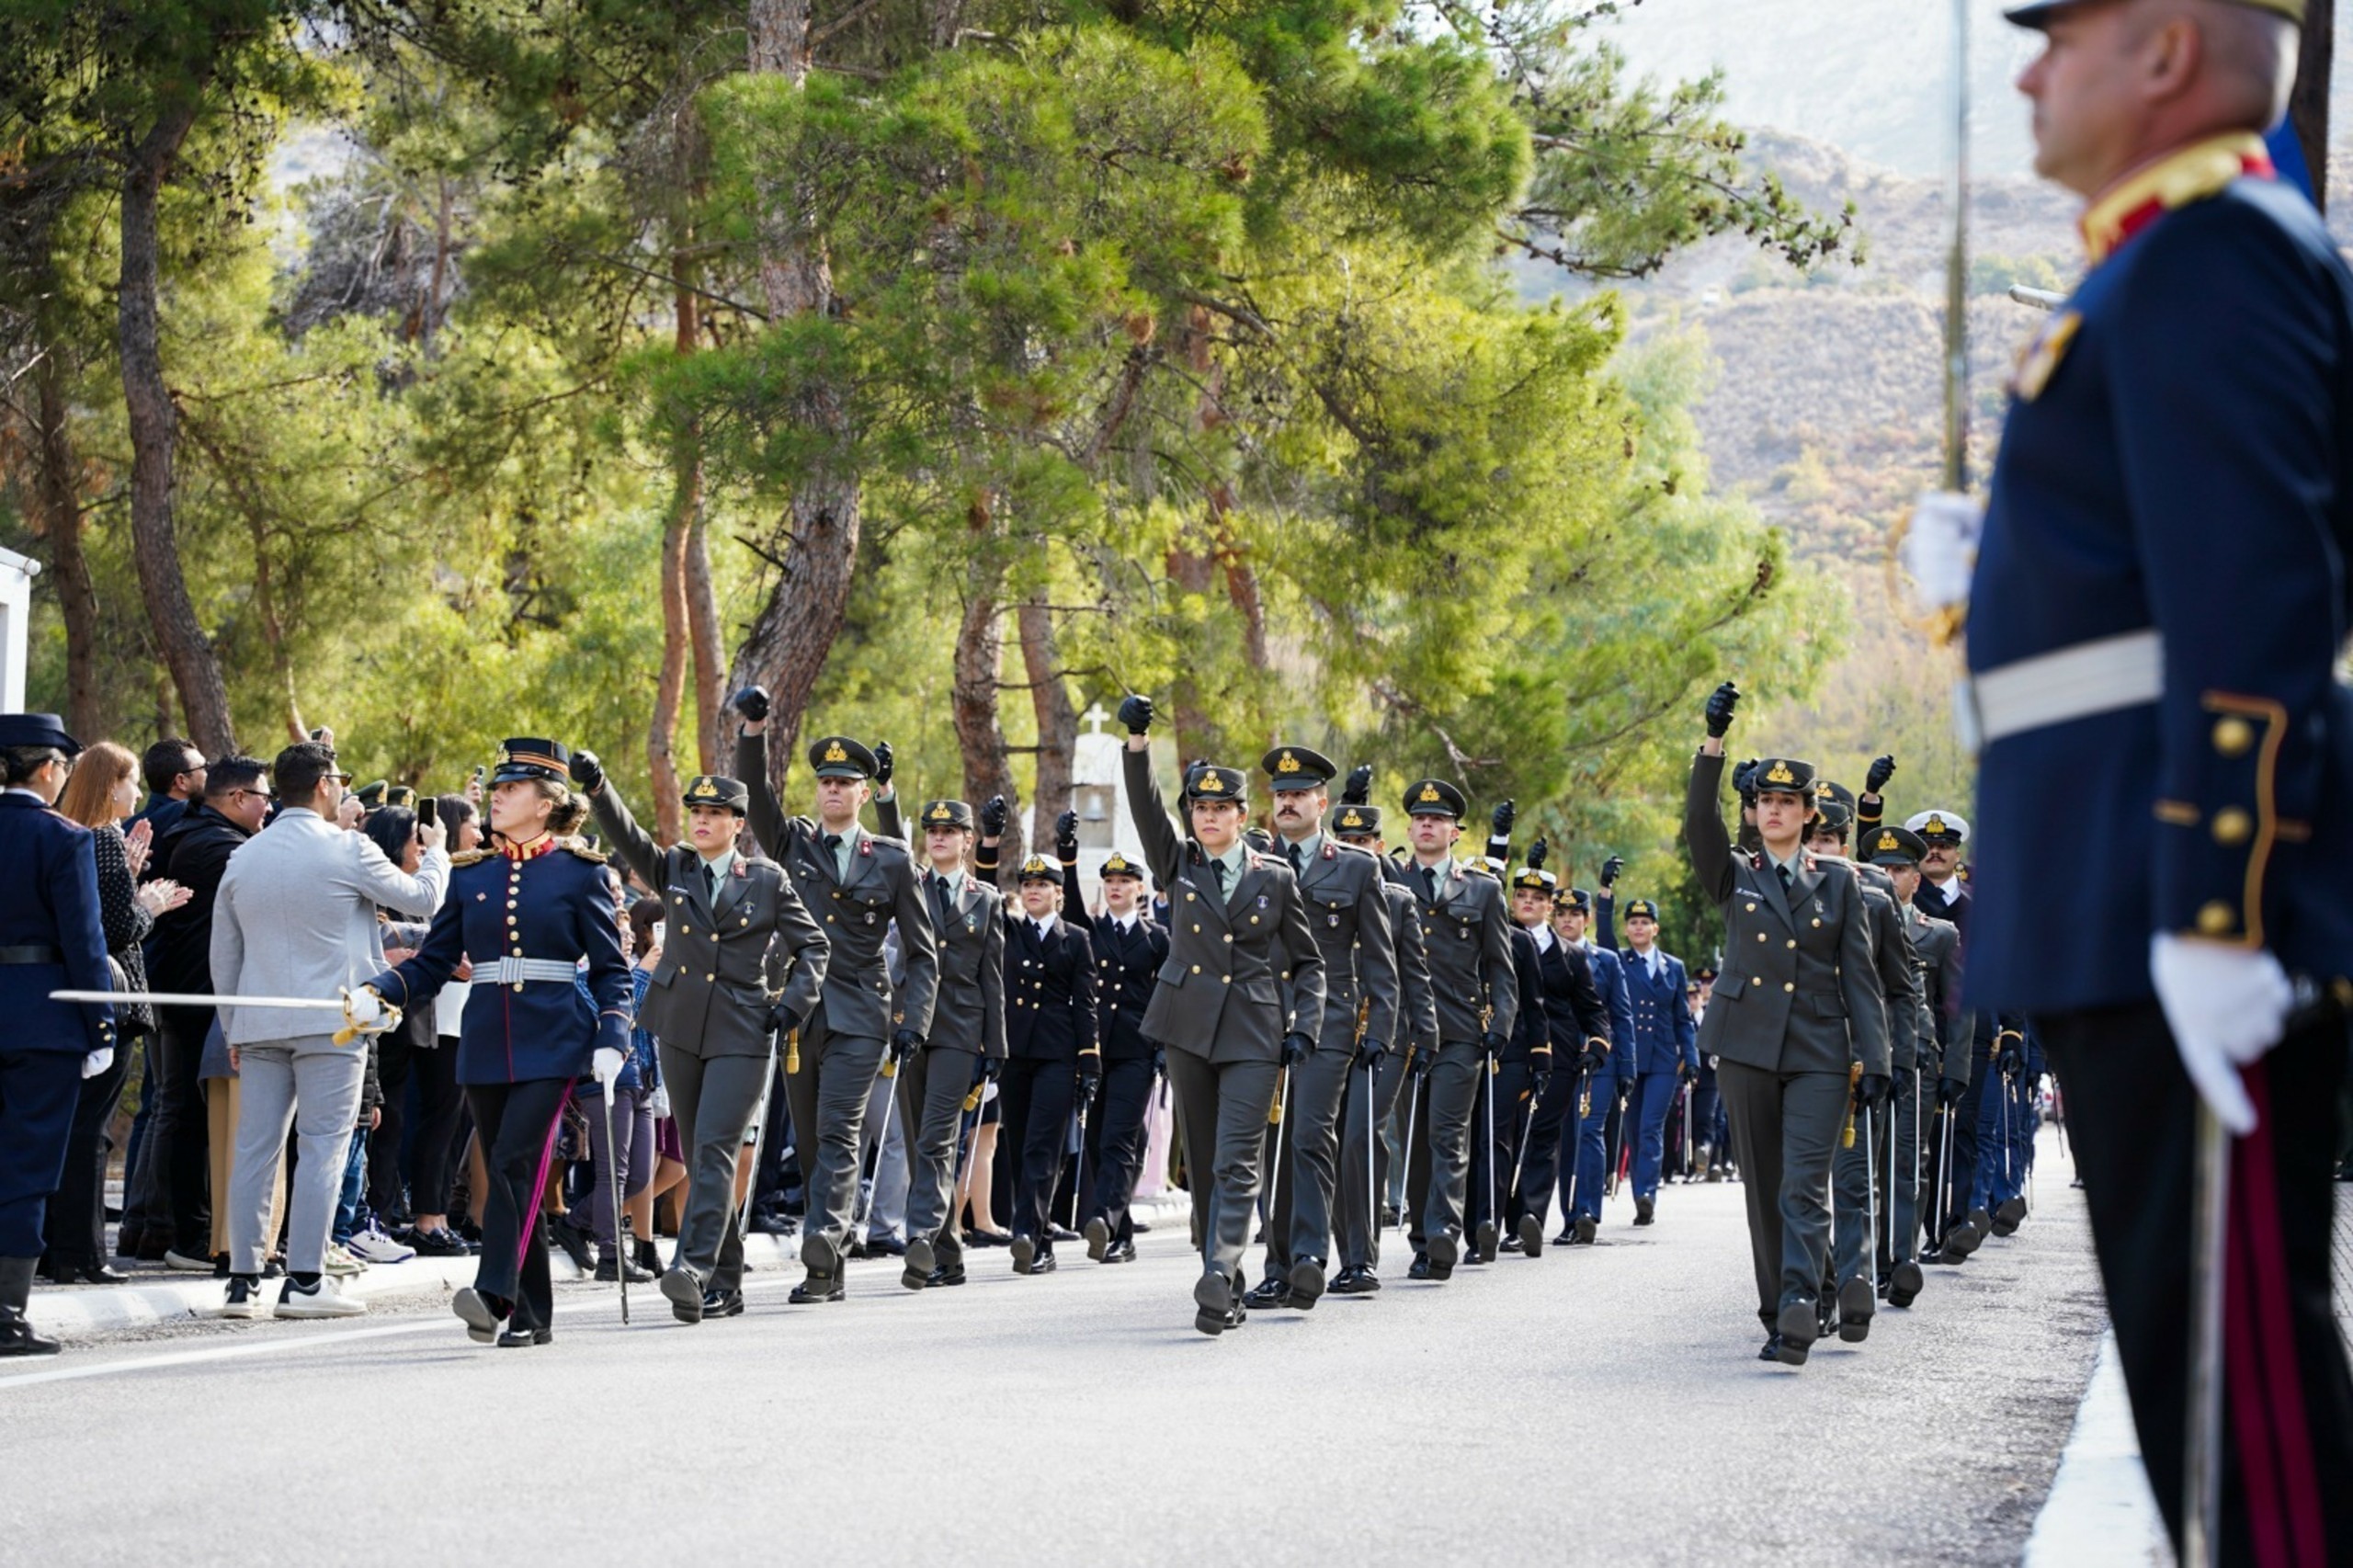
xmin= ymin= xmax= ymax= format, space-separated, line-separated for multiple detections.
xmin=1943 ymin=0 xmax=1972 ymax=493
xmin=2184 ymin=1106 xmax=2230 ymax=1568
xmin=854 ymin=1059 xmax=899 ymax=1240
xmin=1367 ymin=1055 xmax=1380 ymax=1244
xmin=599 ymin=1088 xmax=630 ymax=1324
xmin=1262 ymin=1070 xmax=1291 ymax=1238
xmin=1862 ymin=1105 xmax=1879 ymax=1296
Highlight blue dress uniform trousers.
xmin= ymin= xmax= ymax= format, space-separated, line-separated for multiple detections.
xmin=0 ymin=1053 xmax=84 ymax=1259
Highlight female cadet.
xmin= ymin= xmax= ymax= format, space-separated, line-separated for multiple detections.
xmin=1685 ymin=685 xmax=1889 ymax=1368
xmin=356 ymin=739 xmax=633 ymax=1348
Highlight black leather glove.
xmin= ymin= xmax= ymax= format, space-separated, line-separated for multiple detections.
xmin=731 ymin=685 xmax=770 ymax=722
xmin=872 ymin=741 xmax=893 ymax=788
xmin=1865 ymin=754 xmax=1897 ymax=796
xmin=1280 ymin=1032 xmax=1313 ymax=1066
xmin=1859 ymin=1072 xmax=1893 ymax=1108
xmin=1078 ymin=1051 xmax=1103 ymax=1093
xmin=1704 ymin=680 xmax=1740 ymax=737
xmin=2025 ymin=1069 xmax=2045 ymax=1098
xmin=767 ymin=1001 xmax=804 ymax=1038
xmin=1491 ymin=799 xmax=1516 ymax=837
xmin=1479 ymin=1029 xmax=1506 ymax=1059
xmin=1151 ymin=1046 xmax=1167 ymax=1076
xmin=1407 ymin=1049 xmax=1433 ymax=1083
xmin=1676 ymin=1059 xmax=1694 ymax=1085
xmin=890 ymin=1028 xmax=921 ymax=1062
xmin=1996 ymin=1036 xmax=2024 ymax=1078
xmin=568 ymin=748 xmax=605 ymax=795
xmin=970 ymin=1053 xmax=1002 ymax=1086
xmin=1599 ymin=854 xmax=1624 ymax=889
xmin=1580 ymin=1041 xmax=1608 ymax=1074
xmin=1353 ymin=1033 xmax=1382 ymax=1067
xmin=1054 ymin=809 xmax=1079 ymax=861
xmin=1936 ymin=1074 xmax=1967 ymax=1106
xmin=1522 ymin=836 xmax=1546 ymax=870
xmin=1532 ymin=1063 xmax=1553 ymax=1099
xmin=1117 ymin=694 xmax=1154 ymax=734
xmin=979 ymin=794 xmax=1008 ymax=837
xmin=1340 ymin=764 xmax=1373 ymax=806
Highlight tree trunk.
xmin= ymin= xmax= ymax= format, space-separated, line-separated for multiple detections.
xmin=1017 ymin=590 xmax=1076 ymax=823
xmin=649 ymin=277 xmax=704 ymax=844
xmin=31 ymin=354 xmax=102 ymax=742
xmin=686 ymin=508 xmax=726 ymax=775
xmin=2290 ymin=0 xmax=2331 ymax=211
xmin=953 ymin=508 xmax=1024 ymax=870
xmin=731 ymin=0 xmax=863 ymax=803
xmin=120 ymin=97 xmax=236 ymax=759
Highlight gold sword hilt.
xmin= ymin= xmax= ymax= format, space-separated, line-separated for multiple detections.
xmin=1842 ymin=1062 xmax=1864 ymax=1150
xmin=785 ymin=1028 xmax=801 ymax=1075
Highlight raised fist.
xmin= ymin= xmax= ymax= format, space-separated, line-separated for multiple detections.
xmin=1599 ymin=854 xmax=1624 ymax=889
xmin=979 ymin=794 xmax=1008 ymax=837
xmin=1704 ymin=681 xmax=1740 ymax=737
xmin=1865 ymin=754 xmax=1896 ymax=796
xmin=872 ymin=741 xmax=894 ymax=788
xmin=1116 ymin=693 xmax=1154 ymax=735
xmin=1055 ymin=809 xmax=1080 ymax=859
xmin=731 ymin=685 xmax=771 ymax=722
xmin=1340 ymin=764 xmax=1373 ymax=806
xmin=1526 ymin=836 xmax=1548 ymax=870
xmin=1490 ymin=799 xmax=1516 ymax=837
xmin=568 ymin=749 xmax=605 ymax=795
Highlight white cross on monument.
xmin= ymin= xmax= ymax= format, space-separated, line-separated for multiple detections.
xmin=1081 ymin=703 xmax=1110 ymax=735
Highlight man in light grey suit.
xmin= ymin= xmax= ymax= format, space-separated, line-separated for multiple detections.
xmin=210 ymin=741 xmax=447 ymax=1320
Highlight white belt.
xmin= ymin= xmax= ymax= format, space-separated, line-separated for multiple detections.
xmin=1959 ymin=629 xmax=2163 ymax=750
xmin=481 ymin=957 xmax=579 ymax=984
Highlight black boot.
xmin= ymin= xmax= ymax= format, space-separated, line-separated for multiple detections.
xmin=0 ymin=1257 xmax=61 ymax=1358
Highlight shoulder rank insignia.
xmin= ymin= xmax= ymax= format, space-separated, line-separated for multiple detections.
xmin=559 ymin=836 xmax=608 ymax=864
xmin=2010 ymin=310 xmax=2080 ymax=403
xmin=449 ymin=847 xmax=495 ymax=868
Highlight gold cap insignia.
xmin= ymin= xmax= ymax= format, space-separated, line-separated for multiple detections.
xmin=1198 ymin=771 xmax=1225 ymax=794
xmin=692 ymin=780 xmax=717 ymax=799
xmin=1277 ymin=751 xmax=1300 ymax=773
xmin=823 ymin=740 xmax=848 ymax=763
xmin=1339 ymin=809 xmax=1362 ymax=828
xmin=928 ymin=804 xmax=950 ymax=821
xmin=1926 ymin=814 xmax=1947 ymax=835
xmin=1419 ymin=782 xmax=1441 ymax=803
xmin=1765 ymin=761 xmax=1795 ymax=785
xmin=1879 ymin=832 xmax=1899 ymax=851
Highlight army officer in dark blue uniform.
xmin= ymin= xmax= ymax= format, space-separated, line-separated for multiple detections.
xmin=0 ymin=714 xmax=116 ymax=1358
xmin=1061 ymin=840 xmax=1167 ymax=1266
xmin=1949 ymin=0 xmax=2353 ymax=1550
xmin=358 ymin=738 xmax=632 ymax=1348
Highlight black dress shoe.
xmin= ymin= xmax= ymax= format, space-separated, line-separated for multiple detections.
xmin=549 ymin=1215 xmax=595 ymax=1273
xmin=1992 ymin=1197 xmax=2026 ymax=1235
xmin=865 ymin=1232 xmax=908 ymax=1257
xmin=452 ymin=1288 xmax=502 ymax=1344
xmin=1243 ymin=1276 xmax=1290 ymax=1310
xmin=1426 ymin=1232 xmax=1458 ymax=1279
xmin=1048 ymin=1224 xmax=1079 ymax=1244
xmin=0 ymin=1310 xmax=61 ymax=1358
xmin=1889 ymin=1261 xmax=1924 ymax=1308
xmin=660 ymin=1267 xmax=705 ymax=1324
xmin=1498 ymin=1235 xmax=1523 ymax=1254
xmin=1010 ymin=1235 xmax=1038 ymax=1275
xmin=1574 ymin=1214 xmax=1597 ymax=1244
xmin=1836 ymin=1278 xmax=1875 ymax=1343
xmin=635 ymin=1237 xmax=662 ymax=1274
xmin=1777 ymin=1300 xmax=1819 ymax=1359
xmin=1407 ymin=1252 xmax=1431 ymax=1281
xmin=1131 ymin=1218 xmax=1152 ymax=1233
xmin=1552 ymin=1230 xmax=1577 ymax=1247
xmin=42 ymin=1257 xmax=129 ymax=1286
xmin=966 ymin=1228 xmax=1011 ymax=1249
xmin=700 ymin=1288 xmax=745 ymax=1318
xmin=113 ymin=1224 xmax=143 ymax=1259
xmin=1517 ymin=1214 xmax=1544 ymax=1258
xmin=410 ymin=1226 xmax=472 ymax=1258
xmin=1287 ymin=1258 xmax=1325 ymax=1309
xmin=1633 ymin=1196 xmax=1656 ymax=1225
xmin=497 ymin=1324 xmax=552 ymax=1347
xmin=1104 ymin=1240 xmax=1137 ymax=1264
xmin=1758 ymin=1333 xmax=1784 ymax=1363
xmin=747 ymin=1207 xmax=796 ymax=1236
xmin=1329 ymin=1265 xmax=1381 ymax=1295
xmin=1472 ymin=1221 xmax=1498 ymax=1263
xmin=903 ymin=1238 xmax=936 ymax=1290
xmin=926 ymin=1265 xmax=968 ymax=1287
xmin=595 ymin=1254 xmax=654 ymax=1284
xmin=1030 ymin=1249 xmax=1058 ymax=1274
xmin=1193 ymin=1273 xmax=1234 ymax=1335
xmin=1084 ymin=1217 xmax=1111 ymax=1262
xmin=790 ymin=1275 xmax=845 ymax=1304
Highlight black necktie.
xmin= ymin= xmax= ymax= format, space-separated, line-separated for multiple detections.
xmin=1210 ymin=858 xmax=1228 ymax=894
xmin=932 ymin=875 xmax=950 ymax=927
xmin=823 ymin=833 xmax=842 ymax=875
xmin=1421 ymin=865 xmax=1438 ymax=902
xmin=1777 ymin=863 xmax=1792 ymax=893
xmin=1288 ymin=843 xmax=1303 ymax=877
xmin=708 ymin=863 xmax=722 ymax=903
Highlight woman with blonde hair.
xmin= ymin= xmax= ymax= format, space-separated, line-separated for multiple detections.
xmin=44 ymin=742 xmax=189 ymax=1283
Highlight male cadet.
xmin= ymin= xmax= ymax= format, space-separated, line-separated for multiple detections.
xmin=0 ymin=715 xmax=117 ymax=1357
xmin=1116 ymin=695 xmax=1324 ymax=1335
xmin=1595 ymin=892 xmax=1698 ymax=1226
xmin=1464 ymin=858 xmax=1549 ymax=1262
xmin=1903 ymin=808 xmax=1995 ymax=1264
xmin=1053 ymin=824 xmax=1165 ymax=1267
xmin=1495 ymin=845 xmax=1609 ymax=1255
xmin=1553 ymin=887 xmax=1634 ymax=1244
xmin=573 ymin=756 xmax=830 ymax=1320
xmin=1395 ymin=778 xmax=1517 ymax=1279
xmin=1803 ymin=790 xmax=1920 ymax=1344
xmin=1860 ymin=825 xmax=1960 ymax=1309
xmin=1243 ymin=745 xmax=1396 ymax=1311
xmin=1327 ymin=784 xmax=1438 ymax=1293
xmin=1688 ymin=684 xmax=1889 ymax=1366
xmin=1915 ymin=0 xmax=2353 ymax=1547
xmin=732 ymin=688 xmax=938 ymax=1302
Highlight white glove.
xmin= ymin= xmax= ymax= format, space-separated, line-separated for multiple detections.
xmin=343 ymin=986 xmax=389 ymax=1031
xmin=82 ymin=1046 xmax=114 ymax=1081
xmin=593 ymin=1047 xmax=626 ymax=1087
xmin=1899 ymin=490 xmax=1984 ymax=614
xmin=2150 ymin=934 xmax=2293 ymax=1136
xmin=646 ymin=1085 xmax=671 ymax=1119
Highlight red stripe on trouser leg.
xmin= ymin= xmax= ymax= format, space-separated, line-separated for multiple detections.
xmin=2232 ymin=1062 xmax=2327 ymax=1566
xmin=2226 ymin=1192 xmax=2290 ymax=1568
xmin=517 ymin=1080 xmax=578 ymax=1278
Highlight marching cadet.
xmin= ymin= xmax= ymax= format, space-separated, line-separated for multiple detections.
xmin=1465 ymin=863 xmax=1548 ymax=1261
xmin=1902 ymin=807 xmax=1990 ymax=1264
xmin=1495 ymin=846 xmax=1610 ymax=1255
xmin=1052 ymin=827 xmax=1165 ymax=1267
xmin=358 ymin=739 xmax=632 ymax=1348
xmin=1555 ymin=887 xmax=1635 ymax=1244
xmin=1932 ymin=0 xmax=2353 ymax=1549
xmin=1863 ymin=824 xmax=1961 ymax=1309
xmin=1326 ymin=789 xmax=1438 ymax=1294
xmin=1245 ymin=744 xmax=1397 ymax=1312
xmin=1396 ymin=779 xmax=1517 ymax=1280
xmin=992 ymin=851 xmax=1098 ymax=1276
xmin=1686 ymin=686 xmax=1889 ymax=1367
xmin=1805 ymin=792 xmax=1920 ymax=1345
xmin=732 ymin=689 xmax=939 ymax=1303
xmin=570 ymin=756 xmax=829 ymax=1323
xmin=0 ymin=714 xmax=118 ymax=1358
xmin=1595 ymin=891 xmax=1698 ymax=1226
xmin=876 ymin=795 xmax=1006 ymax=1290
xmin=1115 ymin=695 xmax=1324 ymax=1335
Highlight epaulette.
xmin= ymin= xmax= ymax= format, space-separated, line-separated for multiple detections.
xmin=867 ymin=834 xmax=910 ymax=856
xmin=1330 ymin=839 xmax=1377 ymax=859
xmin=449 ymin=847 xmax=495 ymax=869
xmin=560 ymin=835 xmax=608 ymax=864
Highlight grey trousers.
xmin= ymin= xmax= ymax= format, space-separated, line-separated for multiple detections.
xmin=1719 ymin=1061 xmax=1847 ymax=1329
xmin=783 ymin=1012 xmax=885 ymax=1268
xmin=1261 ymin=1042 xmax=1355 ymax=1278
xmin=226 ymin=1036 xmax=363 ymax=1276
xmin=900 ymin=1044 xmax=978 ymax=1267
xmin=1831 ymin=1100 xmax=1883 ymax=1290
xmin=657 ymin=1045 xmax=771 ymax=1292
xmin=1165 ymin=1049 xmax=1279 ymax=1288
xmin=1336 ymin=1049 xmax=1406 ymax=1269
xmin=860 ymin=1067 xmax=910 ymax=1241
xmin=1413 ymin=1040 xmax=1483 ymax=1246
xmin=1885 ymin=1068 xmax=1921 ymax=1270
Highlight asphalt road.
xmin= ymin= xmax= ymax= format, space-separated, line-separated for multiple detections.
xmin=0 ymin=1129 xmax=2106 ymax=1568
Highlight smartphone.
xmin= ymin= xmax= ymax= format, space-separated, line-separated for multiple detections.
xmin=418 ymin=796 xmax=438 ymax=830
xmin=652 ymin=921 xmax=667 ymax=949
xmin=472 ymin=765 xmax=486 ymax=784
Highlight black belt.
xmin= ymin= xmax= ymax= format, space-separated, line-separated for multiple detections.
xmin=0 ymin=945 xmax=63 ymax=965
